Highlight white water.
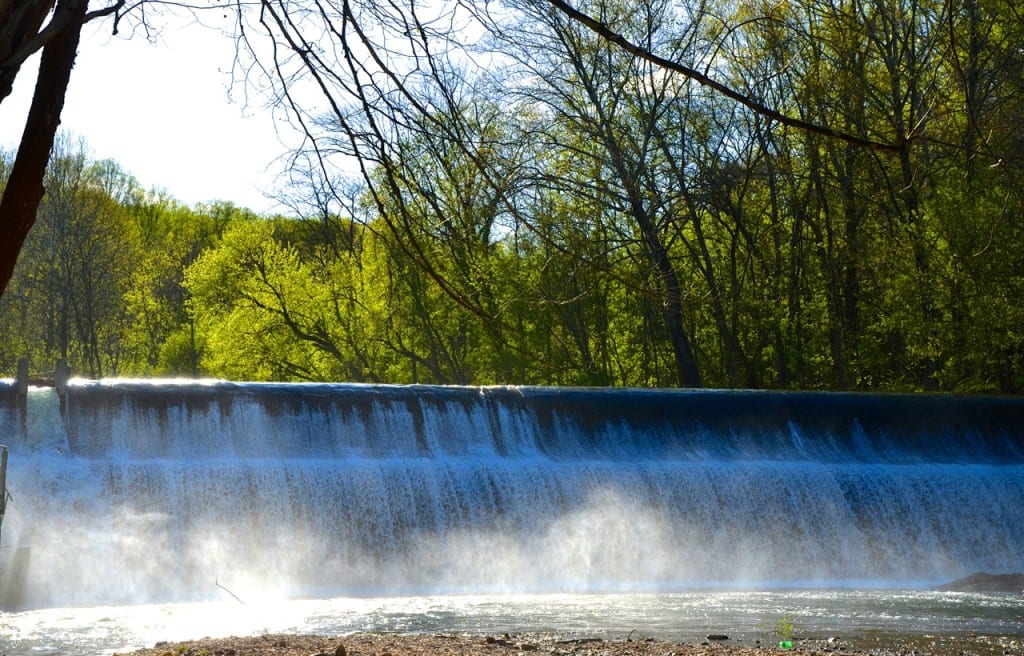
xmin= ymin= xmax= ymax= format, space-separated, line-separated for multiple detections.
xmin=2 ymin=591 xmax=1024 ymax=656
xmin=0 ymin=382 xmax=1022 ymax=653
xmin=4 ymin=452 xmax=1023 ymax=607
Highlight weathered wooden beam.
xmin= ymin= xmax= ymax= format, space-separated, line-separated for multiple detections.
xmin=0 ymin=445 xmax=8 ymax=547
xmin=15 ymin=357 xmax=27 ymax=437
xmin=15 ymin=358 xmax=27 ymax=397
xmin=55 ymin=358 xmax=68 ymax=397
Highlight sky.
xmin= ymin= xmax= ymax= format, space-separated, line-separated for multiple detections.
xmin=0 ymin=14 xmax=290 ymax=214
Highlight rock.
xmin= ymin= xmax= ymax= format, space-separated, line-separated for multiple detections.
xmin=335 ymin=644 xmax=347 ymax=656
xmin=705 ymin=635 xmax=729 ymax=641
xmin=554 ymin=639 xmax=602 ymax=645
xmin=935 ymin=572 xmax=1024 ymax=593
xmin=485 ymin=636 xmax=512 ymax=647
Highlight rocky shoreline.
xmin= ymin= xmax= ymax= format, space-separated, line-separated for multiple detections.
xmin=119 ymin=631 xmax=1023 ymax=656
xmin=114 ymin=574 xmax=1024 ymax=656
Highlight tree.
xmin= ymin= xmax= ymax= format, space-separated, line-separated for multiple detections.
xmin=0 ymin=0 xmax=124 ymax=297
xmin=185 ymin=217 xmax=383 ymax=381
xmin=494 ymin=0 xmax=707 ymax=386
xmin=5 ymin=0 xmax=1022 ymax=391
xmin=540 ymin=0 xmax=907 ymax=153
xmin=119 ymin=195 xmax=230 ymax=375
xmin=0 ymin=137 xmax=137 ymax=376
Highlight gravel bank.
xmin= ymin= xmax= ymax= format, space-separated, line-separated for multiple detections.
xmin=118 ymin=630 xmax=1023 ymax=656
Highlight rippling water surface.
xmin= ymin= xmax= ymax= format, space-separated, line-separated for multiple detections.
xmin=3 ymin=591 xmax=1023 ymax=656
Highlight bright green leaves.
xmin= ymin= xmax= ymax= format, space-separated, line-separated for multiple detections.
xmin=186 ymin=219 xmax=340 ymax=381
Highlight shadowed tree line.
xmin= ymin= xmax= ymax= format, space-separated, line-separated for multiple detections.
xmin=2 ymin=0 xmax=1023 ymax=391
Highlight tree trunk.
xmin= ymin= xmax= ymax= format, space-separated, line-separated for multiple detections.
xmin=0 ymin=0 xmax=87 ymax=298
xmin=0 ymin=0 xmax=56 ymax=101
xmin=629 ymin=197 xmax=702 ymax=388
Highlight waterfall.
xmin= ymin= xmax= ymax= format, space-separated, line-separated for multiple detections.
xmin=0 ymin=380 xmax=1022 ymax=610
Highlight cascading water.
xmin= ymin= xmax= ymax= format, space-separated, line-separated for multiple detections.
xmin=0 ymin=379 xmax=1022 ymax=611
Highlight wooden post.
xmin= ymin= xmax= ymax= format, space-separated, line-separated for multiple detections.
xmin=15 ymin=358 xmax=28 ymax=438
xmin=15 ymin=358 xmax=28 ymax=396
xmin=55 ymin=358 xmax=68 ymax=396
xmin=55 ymin=358 xmax=69 ymax=420
xmin=0 ymin=445 xmax=8 ymax=547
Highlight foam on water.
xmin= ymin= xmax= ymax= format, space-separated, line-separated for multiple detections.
xmin=2 ymin=591 xmax=1024 ymax=656
xmin=0 ymin=382 xmax=1021 ymax=610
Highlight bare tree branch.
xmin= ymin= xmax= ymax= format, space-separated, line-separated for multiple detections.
xmin=0 ymin=0 xmax=89 ymax=297
xmin=543 ymin=0 xmax=908 ymax=154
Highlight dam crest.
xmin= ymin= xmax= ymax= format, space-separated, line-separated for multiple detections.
xmin=0 ymin=378 xmax=1021 ymax=609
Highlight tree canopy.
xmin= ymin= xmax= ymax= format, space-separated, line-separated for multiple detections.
xmin=2 ymin=0 xmax=1023 ymax=391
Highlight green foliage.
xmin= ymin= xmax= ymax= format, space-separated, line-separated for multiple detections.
xmin=3 ymin=0 xmax=1024 ymax=391
xmin=772 ymin=614 xmax=797 ymax=642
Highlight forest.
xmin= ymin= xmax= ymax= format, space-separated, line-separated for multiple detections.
xmin=1 ymin=0 xmax=1022 ymax=393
